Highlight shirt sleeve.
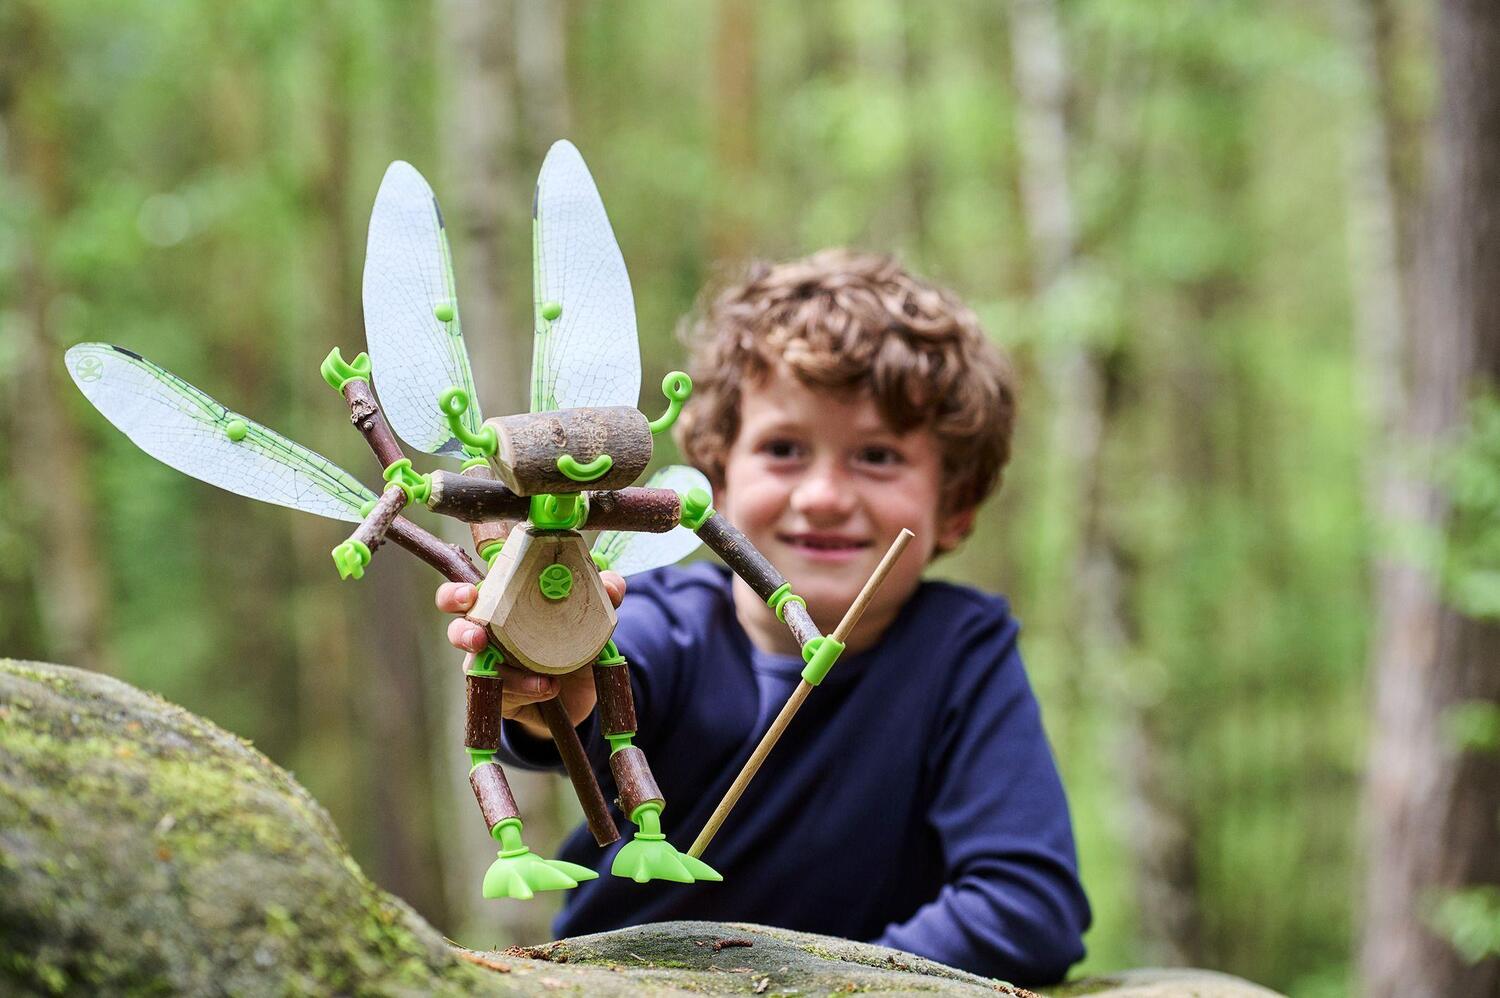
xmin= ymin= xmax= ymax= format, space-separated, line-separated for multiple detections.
xmin=873 ymin=611 xmax=1091 ymax=986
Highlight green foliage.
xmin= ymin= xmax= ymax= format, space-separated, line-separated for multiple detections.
xmin=0 ymin=0 xmax=1459 ymax=990
xmin=1430 ymin=395 xmax=1500 ymax=965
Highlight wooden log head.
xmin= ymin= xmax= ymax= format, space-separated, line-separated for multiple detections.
xmin=466 ymin=523 xmax=617 ymax=675
xmin=483 ymin=406 xmax=652 ymax=495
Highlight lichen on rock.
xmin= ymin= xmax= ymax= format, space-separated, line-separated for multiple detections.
xmin=0 ymin=660 xmax=1283 ymax=997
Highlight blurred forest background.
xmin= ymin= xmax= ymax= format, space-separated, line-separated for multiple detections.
xmin=2 ymin=1 xmax=1498 ymax=995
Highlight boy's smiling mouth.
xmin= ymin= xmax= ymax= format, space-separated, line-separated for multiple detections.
xmin=777 ymin=532 xmax=874 ymax=560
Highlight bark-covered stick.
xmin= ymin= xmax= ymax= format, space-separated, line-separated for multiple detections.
xmin=584 ymin=488 xmax=682 ymax=533
xmin=609 ymin=745 xmax=664 ymax=816
xmin=427 ymin=470 xmax=530 ymax=523
xmin=341 ymin=378 xmax=405 ymax=470
xmin=348 ymin=484 xmax=408 ymax=556
xmin=688 ymin=529 xmax=914 ymax=859
xmin=697 ymin=514 xmax=786 ymax=600
xmin=539 ymin=697 xmax=621 ymax=847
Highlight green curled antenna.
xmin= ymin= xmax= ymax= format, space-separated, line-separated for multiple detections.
xmin=438 ymin=387 xmax=498 ymax=457
xmin=648 ymin=371 xmax=692 ymax=435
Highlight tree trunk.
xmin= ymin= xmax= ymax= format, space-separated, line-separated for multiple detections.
xmin=1008 ymin=0 xmax=1198 ymax=967
xmin=1361 ymin=0 xmax=1500 ymax=993
xmin=439 ymin=0 xmax=574 ymax=945
xmin=712 ymin=0 xmax=757 ymax=264
xmin=0 ymin=6 xmax=114 ymax=675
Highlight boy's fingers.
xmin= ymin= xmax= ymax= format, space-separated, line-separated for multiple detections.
xmin=498 ymin=665 xmax=558 ymax=711
xmin=436 ymin=582 xmax=477 ymax=614
xmin=601 ymin=571 xmax=626 ymax=608
xmin=447 ymin=617 xmax=488 ymax=653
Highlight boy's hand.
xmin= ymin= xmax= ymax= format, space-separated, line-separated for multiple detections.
xmin=436 ymin=572 xmax=626 ymax=739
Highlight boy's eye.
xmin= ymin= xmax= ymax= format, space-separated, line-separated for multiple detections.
xmin=762 ymin=439 xmax=803 ymax=460
xmin=857 ymin=446 xmax=903 ymax=467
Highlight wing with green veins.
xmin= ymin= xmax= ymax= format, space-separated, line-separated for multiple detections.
xmin=530 ymin=140 xmax=641 ymax=413
xmin=592 ymin=466 xmax=710 ymax=577
xmin=65 ymin=343 xmax=377 ymax=522
xmin=363 ymin=160 xmax=482 ymax=456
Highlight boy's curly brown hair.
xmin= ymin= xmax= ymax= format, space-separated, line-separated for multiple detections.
xmin=675 ymin=249 xmax=1017 ymax=521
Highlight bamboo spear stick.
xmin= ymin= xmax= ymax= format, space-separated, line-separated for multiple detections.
xmin=687 ymin=527 xmax=914 ymax=859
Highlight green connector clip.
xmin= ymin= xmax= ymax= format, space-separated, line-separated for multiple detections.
xmin=648 ymin=371 xmax=693 ymax=435
xmin=332 ymin=539 xmax=371 ymax=581
xmin=766 ymin=583 xmax=807 ymax=622
xmin=530 ymin=493 xmax=586 ymax=530
xmin=800 ymin=635 xmax=846 ymax=686
xmin=478 ymin=541 xmax=504 ymax=566
xmin=557 ymin=452 xmax=613 ymax=482
xmin=321 ymin=347 xmax=371 ymax=392
xmin=606 ymin=733 xmax=635 ymax=754
xmin=680 ymin=487 xmax=714 ymax=531
xmin=591 ymin=550 xmax=613 ymax=572
xmin=596 ymin=640 xmax=626 ymax=666
xmin=382 ymin=459 xmax=431 ymax=504
xmin=471 ymin=646 xmax=503 ymax=675
xmin=437 ymin=387 xmax=497 ymax=457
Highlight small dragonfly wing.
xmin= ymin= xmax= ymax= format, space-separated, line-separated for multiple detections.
xmin=530 ymin=140 xmax=641 ymax=412
xmin=363 ymin=161 xmax=482 ymax=456
xmin=66 ymin=343 xmax=376 ymax=522
xmin=592 ymin=466 xmax=710 ymax=577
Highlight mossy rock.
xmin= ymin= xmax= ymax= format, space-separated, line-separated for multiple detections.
xmin=0 ymin=660 xmax=1282 ymax=997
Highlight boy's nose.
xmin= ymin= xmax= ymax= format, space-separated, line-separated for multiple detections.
xmin=790 ymin=465 xmax=855 ymax=520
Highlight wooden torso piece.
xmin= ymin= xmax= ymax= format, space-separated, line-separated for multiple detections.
xmin=466 ymin=523 xmax=617 ymax=675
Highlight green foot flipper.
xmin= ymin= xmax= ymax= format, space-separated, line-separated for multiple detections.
xmin=482 ymin=817 xmax=597 ymax=900
xmin=483 ymin=850 xmax=598 ymax=900
xmin=612 ymin=834 xmax=722 ymax=883
xmin=611 ymin=804 xmax=722 ymax=884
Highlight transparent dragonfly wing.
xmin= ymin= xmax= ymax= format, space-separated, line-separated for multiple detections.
xmin=530 ymin=140 xmax=641 ymax=413
xmin=363 ymin=160 xmax=482 ymax=456
xmin=65 ymin=343 xmax=377 ymax=522
xmin=592 ymin=466 xmax=710 ymax=577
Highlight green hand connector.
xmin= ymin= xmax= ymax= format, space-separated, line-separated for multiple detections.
xmin=538 ymin=563 xmax=573 ymax=600
xmin=482 ymin=818 xmax=599 ymax=900
xmin=557 ymin=452 xmax=613 ymax=482
xmin=332 ymin=539 xmax=371 ymax=581
xmin=382 ymin=459 xmax=431 ymax=504
xmin=438 ymin=387 xmax=497 ymax=457
xmin=321 ymin=347 xmax=371 ymax=392
xmin=800 ymin=635 xmax=846 ymax=686
xmin=680 ymin=487 xmax=714 ymax=531
xmin=648 ymin=371 xmax=693 ymax=435
xmin=611 ymin=803 xmax=722 ymax=884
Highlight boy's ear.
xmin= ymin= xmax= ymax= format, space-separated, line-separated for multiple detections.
xmin=934 ymin=506 xmax=977 ymax=555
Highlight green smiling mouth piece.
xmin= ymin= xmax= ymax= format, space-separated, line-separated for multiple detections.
xmin=556 ymin=452 xmax=613 ymax=482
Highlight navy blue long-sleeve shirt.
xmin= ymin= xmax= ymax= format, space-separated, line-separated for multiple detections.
xmin=501 ymin=562 xmax=1090 ymax=986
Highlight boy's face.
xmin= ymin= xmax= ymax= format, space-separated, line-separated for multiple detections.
xmin=717 ymin=367 xmax=974 ymax=645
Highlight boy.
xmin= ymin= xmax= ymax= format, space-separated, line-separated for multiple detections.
xmin=437 ymin=250 xmax=1091 ymax=986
